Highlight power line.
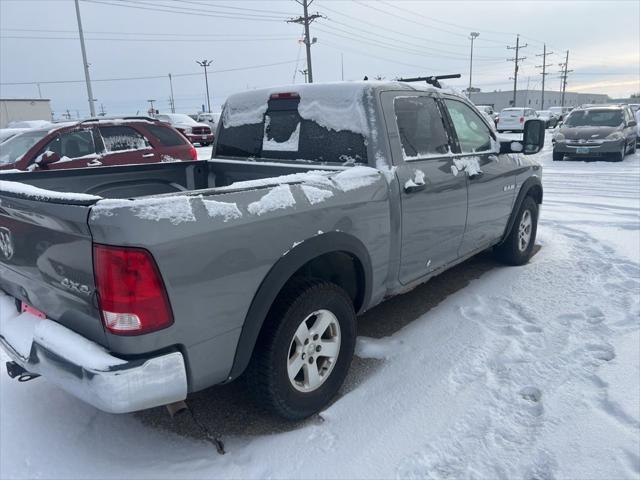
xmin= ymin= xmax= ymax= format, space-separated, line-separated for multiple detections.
xmin=0 ymin=35 xmax=297 ymax=43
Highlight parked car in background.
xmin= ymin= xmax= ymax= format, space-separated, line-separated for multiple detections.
xmin=548 ymin=106 xmax=573 ymax=122
xmin=7 ymin=120 xmax=51 ymax=129
xmin=496 ymin=107 xmax=537 ymax=132
xmin=536 ymin=110 xmax=559 ymax=128
xmin=475 ymin=105 xmax=498 ymax=124
xmin=0 ymin=116 xmax=197 ymax=172
xmin=552 ymin=105 xmax=637 ymax=161
xmin=156 ymin=113 xmax=214 ymax=146
xmin=195 ymin=112 xmax=221 ymax=131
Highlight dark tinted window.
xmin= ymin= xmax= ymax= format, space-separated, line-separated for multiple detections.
xmin=99 ymin=126 xmax=150 ymax=152
xmin=394 ymin=96 xmax=450 ymax=158
xmin=44 ymin=130 xmax=97 ymax=159
xmin=444 ymin=99 xmax=492 ymax=153
xmin=146 ymin=124 xmax=187 ymax=146
xmin=216 ymin=97 xmax=367 ymax=164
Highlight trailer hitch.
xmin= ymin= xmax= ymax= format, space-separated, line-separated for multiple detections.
xmin=5 ymin=361 xmax=40 ymax=382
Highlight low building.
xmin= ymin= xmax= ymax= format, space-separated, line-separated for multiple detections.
xmin=469 ymin=90 xmax=610 ymax=111
xmin=0 ymin=98 xmax=53 ymax=128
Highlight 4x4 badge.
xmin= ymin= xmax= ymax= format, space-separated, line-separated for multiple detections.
xmin=0 ymin=227 xmax=14 ymax=260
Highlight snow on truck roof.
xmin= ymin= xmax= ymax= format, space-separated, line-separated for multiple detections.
xmin=222 ymin=81 xmax=460 ymax=135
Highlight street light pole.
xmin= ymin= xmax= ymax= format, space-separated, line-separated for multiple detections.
xmin=196 ymin=60 xmax=213 ymax=113
xmin=74 ymin=0 xmax=96 ymax=116
xmin=468 ymin=32 xmax=479 ymax=99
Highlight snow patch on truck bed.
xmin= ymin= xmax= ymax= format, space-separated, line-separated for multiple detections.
xmin=92 ymin=196 xmax=195 ymax=225
xmin=0 ymin=180 xmax=101 ymax=202
xmin=247 ymin=184 xmax=295 ymax=216
xmin=199 ymin=197 xmax=242 ymax=221
xmin=301 ymin=185 xmax=334 ymax=205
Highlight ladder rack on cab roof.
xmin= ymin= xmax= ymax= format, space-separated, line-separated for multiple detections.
xmin=397 ymin=74 xmax=461 ymax=89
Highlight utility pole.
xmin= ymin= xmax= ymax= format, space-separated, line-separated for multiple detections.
xmin=287 ymin=0 xmax=322 ymax=83
xmin=468 ymin=32 xmax=479 ymax=99
xmin=558 ymin=50 xmax=572 ymax=107
xmin=147 ymin=99 xmax=156 ymax=116
xmin=507 ymin=34 xmax=527 ymax=107
xmin=299 ymin=69 xmax=309 ymax=83
xmin=99 ymin=103 xmax=106 ymax=116
xmin=168 ymin=73 xmax=176 ymax=113
xmin=74 ymin=0 xmax=96 ymax=117
xmin=535 ymin=43 xmax=553 ymax=110
xmin=341 ymin=53 xmax=344 ymax=81
xmin=196 ymin=60 xmax=213 ymax=113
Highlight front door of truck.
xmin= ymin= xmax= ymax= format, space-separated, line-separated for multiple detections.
xmin=440 ymin=97 xmax=516 ymax=255
xmin=381 ymin=91 xmax=468 ymax=286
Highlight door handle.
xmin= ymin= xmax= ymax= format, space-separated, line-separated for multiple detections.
xmin=404 ymin=183 xmax=426 ymax=193
xmin=142 ymin=153 xmax=155 ymax=158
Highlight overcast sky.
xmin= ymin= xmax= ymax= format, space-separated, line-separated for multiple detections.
xmin=1 ymin=0 xmax=638 ymax=118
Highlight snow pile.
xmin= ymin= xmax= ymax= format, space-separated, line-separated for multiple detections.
xmin=301 ymin=185 xmax=334 ymax=205
xmin=92 ymin=196 xmax=195 ymax=225
xmin=199 ymin=197 xmax=242 ymax=221
xmin=0 ymin=180 xmax=101 ymax=202
xmin=0 ymin=294 xmax=126 ymax=371
xmin=451 ymin=156 xmax=482 ymax=176
xmin=247 ymin=184 xmax=295 ymax=216
xmin=332 ymin=166 xmax=380 ymax=192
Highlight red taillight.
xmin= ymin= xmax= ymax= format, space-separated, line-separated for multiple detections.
xmin=93 ymin=244 xmax=173 ymax=335
xmin=270 ymin=92 xmax=300 ymax=100
xmin=189 ymin=145 xmax=198 ymax=160
xmin=519 ymin=117 xmax=524 ymax=123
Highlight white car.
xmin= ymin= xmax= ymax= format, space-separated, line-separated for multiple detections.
xmin=536 ymin=110 xmax=559 ymax=128
xmin=496 ymin=108 xmax=537 ymax=133
xmin=548 ymin=106 xmax=573 ymax=122
xmin=195 ymin=112 xmax=221 ymax=130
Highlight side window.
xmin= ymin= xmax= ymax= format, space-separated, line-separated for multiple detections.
xmin=393 ymin=96 xmax=450 ymax=159
xmin=99 ymin=126 xmax=150 ymax=152
xmin=444 ymin=99 xmax=492 ymax=153
xmin=43 ymin=130 xmax=97 ymax=159
xmin=146 ymin=124 xmax=187 ymax=147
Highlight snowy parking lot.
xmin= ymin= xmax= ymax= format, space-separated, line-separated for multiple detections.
xmin=1 ymin=136 xmax=639 ymax=479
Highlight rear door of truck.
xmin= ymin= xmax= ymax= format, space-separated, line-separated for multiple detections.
xmin=0 ymin=186 xmax=106 ymax=345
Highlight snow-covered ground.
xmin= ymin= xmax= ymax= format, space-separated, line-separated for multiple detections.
xmin=1 ymin=138 xmax=639 ymax=479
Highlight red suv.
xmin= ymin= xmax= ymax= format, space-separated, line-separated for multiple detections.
xmin=0 ymin=117 xmax=198 ymax=172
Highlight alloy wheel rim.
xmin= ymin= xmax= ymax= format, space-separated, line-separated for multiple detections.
xmin=518 ymin=209 xmax=533 ymax=252
xmin=287 ymin=309 xmax=341 ymax=393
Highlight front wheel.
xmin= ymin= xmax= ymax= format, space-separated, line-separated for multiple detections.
xmin=495 ymin=196 xmax=538 ymax=266
xmin=612 ymin=144 xmax=625 ymax=162
xmin=552 ymin=151 xmax=564 ymax=161
xmin=246 ymin=279 xmax=356 ymax=420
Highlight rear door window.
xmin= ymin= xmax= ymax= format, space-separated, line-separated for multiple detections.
xmin=444 ymin=99 xmax=493 ymax=153
xmin=99 ymin=126 xmax=150 ymax=152
xmin=146 ymin=124 xmax=187 ymax=147
xmin=393 ymin=96 xmax=450 ymax=159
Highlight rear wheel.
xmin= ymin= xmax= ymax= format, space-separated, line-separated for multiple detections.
xmin=552 ymin=151 xmax=564 ymax=161
xmin=245 ymin=279 xmax=356 ymax=420
xmin=495 ymin=196 xmax=538 ymax=266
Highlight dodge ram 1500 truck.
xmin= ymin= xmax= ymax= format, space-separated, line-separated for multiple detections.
xmin=0 ymin=81 xmax=544 ymax=420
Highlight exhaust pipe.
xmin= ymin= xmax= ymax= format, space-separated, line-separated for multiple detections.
xmin=165 ymin=400 xmax=189 ymax=418
xmin=5 ymin=362 xmax=40 ymax=382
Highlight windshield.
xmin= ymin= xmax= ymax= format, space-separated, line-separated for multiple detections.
xmin=564 ymin=110 xmax=624 ymax=128
xmin=159 ymin=114 xmax=198 ymax=125
xmin=215 ymin=97 xmax=367 ymax=164
xmin=0 ymin=130 xmax=48 ymax=165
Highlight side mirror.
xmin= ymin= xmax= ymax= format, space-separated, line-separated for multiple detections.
xmin=628 ymin=120 xmax=637 ymax=127
xmin=37 ymin=151 xmax=60 ymax=168
xmin=522 ymin=118 xmax=545 ymax=154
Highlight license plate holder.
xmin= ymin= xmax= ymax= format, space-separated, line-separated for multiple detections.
xmin=576 ymin=147 xmax=590 ymax=154
xmin=21 ymin=302 xmax=47 ymax=319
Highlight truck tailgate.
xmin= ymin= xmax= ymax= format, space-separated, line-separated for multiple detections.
xmin=0 ymin=192 xmax=106 ymax=346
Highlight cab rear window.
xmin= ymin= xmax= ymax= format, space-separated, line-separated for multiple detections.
xmin=215 ymin=97 xmax=367 ymax=164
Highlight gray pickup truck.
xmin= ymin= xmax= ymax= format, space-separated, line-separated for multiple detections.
xmin=0 ymin=82 xmax=544 ymax=420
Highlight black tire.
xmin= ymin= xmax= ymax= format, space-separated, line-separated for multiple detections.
xmin=629 ymin=140 xmax=636 ymax=154
xmin=552 ymin=151 xmax=564 ymax=161
xmin=245 ymin=279 xmax=356 ymax=420
xmin=495 ymin=196 xmax=538 ymax=266
xmin=612 ymin=144 xmax=625 ymax=162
